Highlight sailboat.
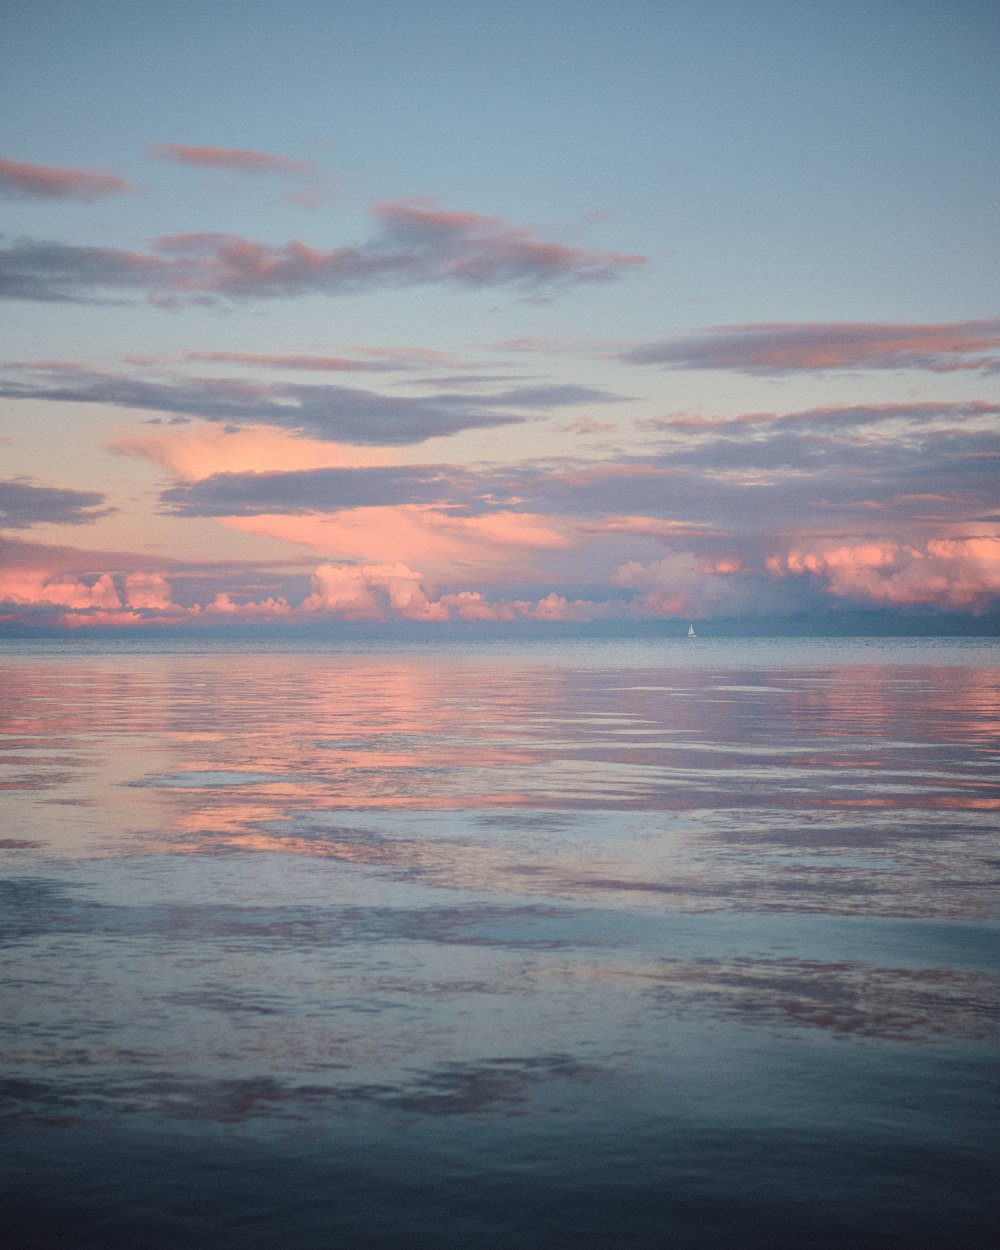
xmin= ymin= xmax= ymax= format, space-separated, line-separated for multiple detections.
xmin=687 ymin=623 xmax=697 ymax=638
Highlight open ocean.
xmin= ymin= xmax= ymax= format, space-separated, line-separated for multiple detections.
xmin=1 ymin=635 xmax=998 ymax=1249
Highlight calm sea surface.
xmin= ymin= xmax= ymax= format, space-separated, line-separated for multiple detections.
xmin=1 ymin=636 xmax=998 ymax=1248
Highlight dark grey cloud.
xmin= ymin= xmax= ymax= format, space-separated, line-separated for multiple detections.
xmin=0 ymin=367 xmax=529 ymax=445
xmin=621 ymin=320 xmax=1000 ymax=374
xmin=0 ymin=478 xmax=111 ymax=528
xmin=0 ymin=239 xmax=161 ymax=303
xmin=0 ymin=201 xmax=645 ymax=305
xmin=0 ymin=364 xmax=622 ymax=445
xmin=161 ymin=465 xmax=479 ymax=516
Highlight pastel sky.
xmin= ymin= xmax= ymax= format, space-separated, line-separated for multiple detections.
xmin=2 ymin=0 xmax=999 ymax=631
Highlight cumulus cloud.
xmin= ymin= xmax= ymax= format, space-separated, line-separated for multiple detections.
xmin=3 ymin=534 xmax=999 ymax=628
xmin=0 ymin=200 xmax=645 ymax=304
xmin=0 ymin=156 xmax=136 ymax=201
xmin=621 ymin=320 xmax=1000 ymax=375
xmin=0 ymin=570 xmax=122 ymax=611
xmin=122 ymin=572 xmax=176 ymax=610
xmin=768 ymin=537 xmax=1000 ymax=610
xmin=0 ymin=478 xmax=111 ymax=527
xmin=0 ymin=567 xmax=186 ymax=625
xmin=303 ymin=562 xmax=449 ymax=621
xmin=611 ymin=551 xmax=753 ymax=617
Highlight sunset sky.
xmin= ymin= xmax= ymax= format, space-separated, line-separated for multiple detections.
xmin=2 ymin=0 xmax=999 ymax=631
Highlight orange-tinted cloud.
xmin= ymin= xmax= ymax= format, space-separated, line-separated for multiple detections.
xmin=0 ymin=155 xmax=135 ymax=200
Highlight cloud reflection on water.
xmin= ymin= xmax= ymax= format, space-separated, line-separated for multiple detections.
xmin=1 ymin=640 xmax=998 ymax=1149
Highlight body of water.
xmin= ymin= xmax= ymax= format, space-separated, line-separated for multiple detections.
xmin=1 ymin=636 xmax=998 ymax=1248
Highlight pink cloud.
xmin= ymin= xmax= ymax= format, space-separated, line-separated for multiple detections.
xmin=148 ymin=144 xmax=315 ymax=175
xmin=302 ymin=563 xmax=448 ymax=621
xmin=109 ymin=426 xmax=396 ymax=481
xmin=302 ymin=565 xmax=622 ymax=624
xmin=611 ymin=551 xmax=747 ymax=617
xmin=206 ymin=592 xmax=291 ymax=618
xmin=0 ymin=571 xmax=122 ymax=610
xmin=0 ymin=156 xmax=135 ymax=200
xmin=123 ymin=572 xmax=176 ymax=610
xmin=0 ymin=553 xmax=619 ymax=628
xmin=0 ymin=567 xmax=187 ymax=617
xmin=222 ymin=507 xmax=570 ymax=577
xmin=768 ymin=536 xmax=1000 ymax=609
xmin=437 ymin=590 xmax=518 ymax=622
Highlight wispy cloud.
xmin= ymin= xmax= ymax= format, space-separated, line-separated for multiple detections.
xmin=1 ymin=363 xmax=608 ymax=444
xmin=0 ymin=156 xmax=136 ymax=201
xmin=0 ymin=200 xmax=645 ymax=305
xmin=148 ymin=144 xmax=315 ymax=175
xmin=182 ymin=351 xmax=402 ymax=373
xmin=148 ymin=144 xmax=332 ymax=207
xmin=621 ymin=320 xmax=1000 ymax=374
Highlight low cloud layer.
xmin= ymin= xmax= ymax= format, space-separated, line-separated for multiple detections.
xmin=6 ymin=533 xmax=998 ymax=630
xmin=622 ymin=320 xmax=1000 ymax=375
xmin=0 ymin=200 xmax=645 ymax=305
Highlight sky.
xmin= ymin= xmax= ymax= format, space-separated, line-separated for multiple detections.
xmin=2 ymin=0 xmax=999 ymax=632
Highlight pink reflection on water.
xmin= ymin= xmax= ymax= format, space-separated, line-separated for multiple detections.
xmin=0 ymin=648 xmax=997 ymax=922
